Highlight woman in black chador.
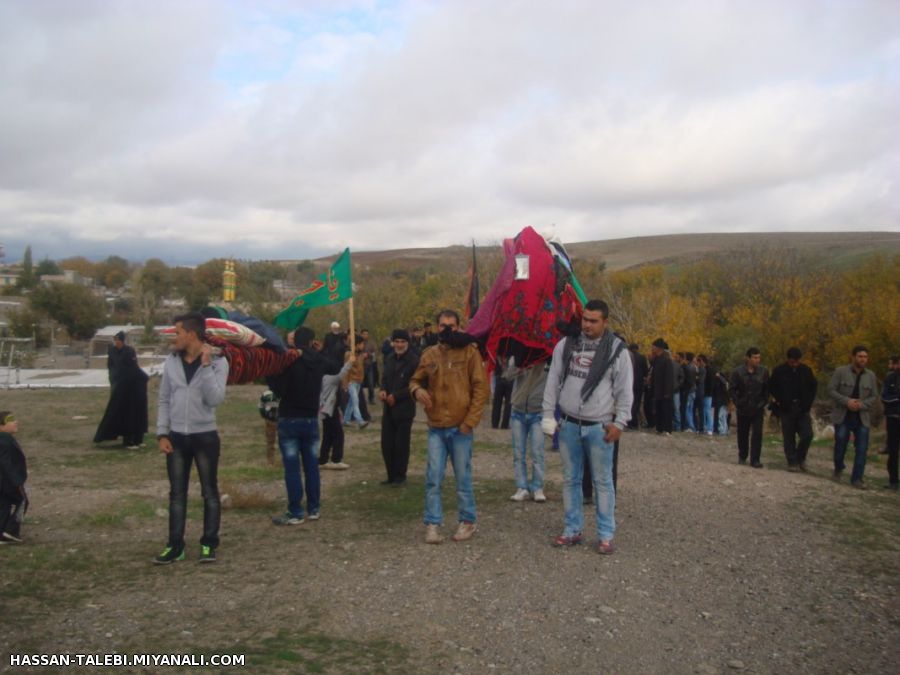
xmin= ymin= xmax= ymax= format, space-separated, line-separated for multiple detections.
xmin=93 ymin=331 xmax=149 ymax=448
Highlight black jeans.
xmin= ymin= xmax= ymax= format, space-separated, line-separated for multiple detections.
xmin=492 ymin=377 xmax=513 ymax=429
xmin=780 ymin=405 xmax=813 ymax=466
xmin=319 ymin=413 xmax=344 ymax=464
xmin=629 ymin=388 xmax=643 ymax=429
xmin=886 ymin=416 xmax=899 ymax=486
xmin=0 ymin=490 xmax=24 ymax=538
xmin=381 ymin=412 xmax=413 ymax=482
xmin=737 ymin=410 xmax=764 ymax=464
xmin=166 ymin=431 xmax=221 ymax=549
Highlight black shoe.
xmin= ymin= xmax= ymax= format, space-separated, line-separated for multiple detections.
xmin=153 ymin=545 xmax=185 ymax=565
xmin=199 ymin=545 xmax=216 ymax=563
xmin=380 ymin=479 xmax=394 ymax=485
xmin=883 ymin=483 xmax=898 ymax=491
xmin=391 ymin=478 xmax=407 ymax=487
xmin=1 ymin=531 xmax=23 ymax=544
xmin=750 ymin=462 xmax=764 ymax=469
xmin=832 ymin=470 xmax=843 ymax=481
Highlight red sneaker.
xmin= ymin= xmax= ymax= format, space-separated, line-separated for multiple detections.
xmin=553 ymin=533 xmax=583 ymax=547
xmin=597 ymin=540 xmax=616 ymax=555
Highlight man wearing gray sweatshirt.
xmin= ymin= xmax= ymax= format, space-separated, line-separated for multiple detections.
xmin=154 ymin=312 xmax=228 ymax=565
xmin=542 ymin=300 xmax=632 ymax=555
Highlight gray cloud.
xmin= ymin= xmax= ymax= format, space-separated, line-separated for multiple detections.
xmin=1 ymin=0 xmax=898 ymax=263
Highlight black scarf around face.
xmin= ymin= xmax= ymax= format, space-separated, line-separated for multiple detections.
xmin=564 ymin=329 xmax=621 ymax=402
xmin=437 ymin=326 xmax=477 ymax=349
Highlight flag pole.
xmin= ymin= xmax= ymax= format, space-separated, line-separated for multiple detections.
xmin=348 ymin=297 xmax=356 ymax=355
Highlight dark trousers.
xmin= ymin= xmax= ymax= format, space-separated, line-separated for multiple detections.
xmin=583 ymin=440 xmax=619 ymax=499
xmin=655 ymin=398 xmax=673 ymax=433
xmin=629 ymin=389 xmax=643 ymax=429
xmin=381 ymin=412 xmax=413 ymax=482
xmin=643 ymin=388 xmax=655 ymax=428
xmin=886 ymin=416 xmax=899 ymax=486
xmin=319 ymin=412 xmax=344 ymax=464
xmin=0 ymin=490 xmax=24 ymax=538
xmin=736 ymin=410 xmax=764 ymax=464
xmin=166 ymin=430 xmax=221 ymax=550
xmin=492 ymin=377 xmax=513 ymax=429
xmin=780 ymin=406 xmax=813 ymax=466
xmin=364 ymin=363 xmax=377 ymax=403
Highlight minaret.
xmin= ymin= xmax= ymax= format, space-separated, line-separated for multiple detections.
xmin=223 ymin=260 xmax=236 ymax=302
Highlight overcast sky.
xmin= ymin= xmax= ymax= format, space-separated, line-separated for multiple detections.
xmin=1 ymin=0 xmax=898 ymax=265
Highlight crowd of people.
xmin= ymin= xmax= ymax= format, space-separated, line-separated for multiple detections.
xmin=2 ymin=306 xmax=897 ymax=565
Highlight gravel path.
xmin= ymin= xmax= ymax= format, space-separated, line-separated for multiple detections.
xmin=5 ymin=410 xmax=898 ymax=674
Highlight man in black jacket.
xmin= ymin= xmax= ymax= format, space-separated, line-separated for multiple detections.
xmin=0 ymin=411 xmax=27 ymax=543
xmin=769 ymin=347 xmax=818 ymax=472
xmin=628 ymin=343 xmax=649 ymax=429
xmin=268 ymin=327 xmax=341 ymax=525
xmin=729 ymin=347 xmax=769 ymax=468
xmin=379 ymin=329 xmax=419 ymax=486
xmin=650 ymin=339 xmax=675 ymax=435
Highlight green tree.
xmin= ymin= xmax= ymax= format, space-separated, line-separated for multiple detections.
xmin=29 ymin=283 xmax=107 ymax=340
xmin=35 ymin=257 xmax=62 ymax=277
xmin=18 ymin=245 xmax=35 ymax=289
xmin=95 ymin=255 xmax=131 ymax=289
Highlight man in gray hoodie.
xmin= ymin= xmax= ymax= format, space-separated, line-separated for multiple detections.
xmin=154 ymin=312 xmax=228 ymax=565
xmin=542 ymin=300 xmax=633 ymax=555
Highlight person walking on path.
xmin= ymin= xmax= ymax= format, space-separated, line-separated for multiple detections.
xmin=881 ymin=355 xmax=900 ymax=490
xmin=769 ymin=347 xmax=817 ymax=472
xmin=729 ymin=348 xmax=769 ymax=469
xmin=828 ymin=345 xmax=878 ymax=488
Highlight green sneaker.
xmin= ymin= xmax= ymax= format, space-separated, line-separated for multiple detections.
xmin=153 ymin=546 xmax=185 ymax=565
xmin=199 ymin=545 xmax=216 ymax=564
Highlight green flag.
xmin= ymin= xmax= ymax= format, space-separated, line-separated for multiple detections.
xmin=274 ymin=248 xmax=353 ymax=329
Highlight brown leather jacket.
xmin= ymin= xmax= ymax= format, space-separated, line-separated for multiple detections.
xmin=409 ymin=342 xmax=488 ymax=430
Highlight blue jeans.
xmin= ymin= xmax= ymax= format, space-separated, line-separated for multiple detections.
xmin=424 ymin=427 xmax=476 ymax=525
xmin=703 ymin=396 xmax=714 ymax=433
xmin=834 ymin=418 xmax=870 ymax=483
xmin=278 ymin=417 xmax=320 ymax=517
xmin=672 ymin=392 xmax=682 ymax=431
xmin=558 ymin=420 xmax=616 ymax=541
xmin=717 ymin=405 xmax=729 ymax=435
xmin=510 ymin=411 xmax=545 ymax=492
xmin=684 ymin=391 xmax=697 ymax=431
xmin=343 ymin=382 xmax=364 ymax=424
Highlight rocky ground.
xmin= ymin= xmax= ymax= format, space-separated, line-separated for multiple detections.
xmin=2 ymin=385 xmax=898 ymax=674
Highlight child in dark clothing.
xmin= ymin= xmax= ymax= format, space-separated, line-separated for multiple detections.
xmin=0 ymin=411 xmax=28 ymax=543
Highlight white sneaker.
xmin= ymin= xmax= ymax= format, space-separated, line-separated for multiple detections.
xmin=425 ymin=524 xmax=443 ymax=544
xmin=510 ymin=488 xmax=530 ymax=502
xmin=332 ymin=462 xmax=350 ymax=470
xmin=532 ymin=489 xmax=547 ymax=503
xmin=321 ymin=462 xmax=337 ymax=470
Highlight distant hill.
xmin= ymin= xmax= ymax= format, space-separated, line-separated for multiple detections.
xmin=295 ymin=231 xmax=900 ymax=272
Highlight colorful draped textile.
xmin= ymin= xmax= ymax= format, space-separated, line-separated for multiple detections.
xmin=469 ymin=226 xmax=582 ymax=371
xmin=207 ymin=336 xmax=300 ymax=385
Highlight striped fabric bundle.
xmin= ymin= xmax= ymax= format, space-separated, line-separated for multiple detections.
xmin=207 ymin=336 xmax=300 ymax=385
